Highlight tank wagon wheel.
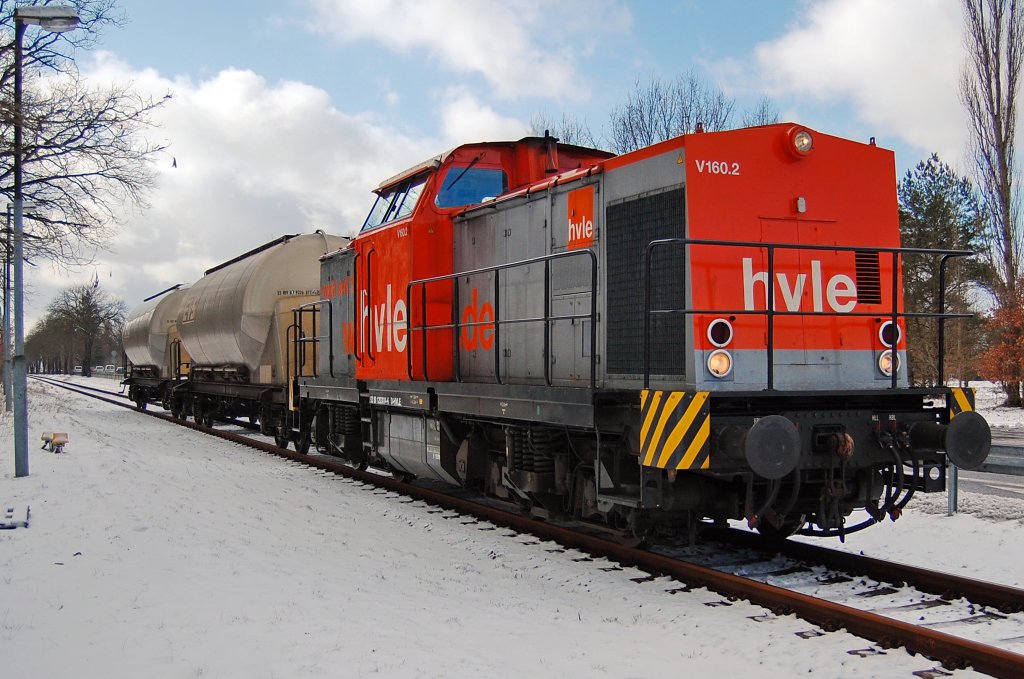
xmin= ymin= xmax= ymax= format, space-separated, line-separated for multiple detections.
xmin=755 ymin=514 xmax=807 ymax=543
xmin=274 ymin=429 xmax=290 ymax=450
xmin=135 ymin=398 xmax=147 ymax=411
xmin=294 ymin=431 xmax=311 ymax=455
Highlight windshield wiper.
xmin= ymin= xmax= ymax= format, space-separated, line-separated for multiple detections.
xmin=445 ymin=154 xmax=482 ymax=192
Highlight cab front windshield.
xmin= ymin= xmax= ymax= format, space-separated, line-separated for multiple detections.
xmin=361 ymin=173 xmax=428 ymax=232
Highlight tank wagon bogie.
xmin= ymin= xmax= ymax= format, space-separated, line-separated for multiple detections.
xmin=297 ymin=124 xmax=991 ymax=542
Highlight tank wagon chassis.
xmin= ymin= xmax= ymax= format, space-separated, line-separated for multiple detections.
xmin=293 ymin=238 xmax=990 ymax=542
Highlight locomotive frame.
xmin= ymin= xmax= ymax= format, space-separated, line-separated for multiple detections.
xmin=288 ymin=124 xmax=991 ymax=541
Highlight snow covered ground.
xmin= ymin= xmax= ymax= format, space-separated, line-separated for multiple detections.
xmin=1 ymin=378 xmax=1022 ymax=678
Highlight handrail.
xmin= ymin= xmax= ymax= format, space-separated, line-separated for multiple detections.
xmin=292 ymin=299 xmax=334 ymax=378
xmin=366 ymin=246 xmax=376 ymax=363
xmin=406 ymin=248 xmax=598 ymax=388
xmin=352 ymin=251 xmax=362 ymax=363
xmin=642 ymin=238 xmax=975 ymax=390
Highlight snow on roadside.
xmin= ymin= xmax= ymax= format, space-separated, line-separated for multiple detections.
xmin=0 ymin=378 xmax=1014 ymax=677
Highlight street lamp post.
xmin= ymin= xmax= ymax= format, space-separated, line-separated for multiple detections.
xmin=3 ymin=204 xmax=11 ymax=412
xmin=12 ymin=6 xmax=79 ymax=478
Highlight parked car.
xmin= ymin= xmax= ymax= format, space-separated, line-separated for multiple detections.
xmin=94 ymin=366 xmax=103 ymax=374
xmin=104 ymin=364 xmax=115 ymax=373
xmin=114 ymin=366 xmax=124 ymax=375
xmin=73 ymin=366 xmax=82 ymax=375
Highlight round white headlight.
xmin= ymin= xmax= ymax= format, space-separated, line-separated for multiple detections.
xmin=878 ymin=350 xmax=900 ymax=377
xmin=793 ymin=129 xmax=814 ymax=155
xmin=707 ymin=349 xmax=733 ymax=378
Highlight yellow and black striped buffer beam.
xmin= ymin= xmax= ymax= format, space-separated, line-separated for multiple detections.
xmin=948 ymin=387 xmax=976 ymax=418
xmin=640 ymin=390 xmax=710 ymax=470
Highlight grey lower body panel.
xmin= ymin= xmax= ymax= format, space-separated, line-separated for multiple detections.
xmin=299 ymin=378 xmax=359 ymax=404
xmin=433 ymin=381 xmax=596 ymax=428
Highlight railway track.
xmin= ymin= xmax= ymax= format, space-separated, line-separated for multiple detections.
xmin=32 ymin=375 xmax=1024 ymax=677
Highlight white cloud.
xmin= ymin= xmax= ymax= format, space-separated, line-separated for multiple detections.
xmin=28 ymin=53 xmax=444 ymax=324
xmin=304 ymin=0 xmax=629 ymax=101
xmin=717 ymin=0 xmax=967 ymax=167
xmin=27 ymin=49 xmax=556 ymax=328
xmin=437 ymin=88 xmax=531 ymax=144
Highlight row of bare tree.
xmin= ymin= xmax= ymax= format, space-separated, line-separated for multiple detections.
xmin=532 ymin=71 xmax=779 ymax=153
xmin=25 ymin=281 xmax=124 ymax=375
xmin=0 ymin=0 xmax=165 ymax=385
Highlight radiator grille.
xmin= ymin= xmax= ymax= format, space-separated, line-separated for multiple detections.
xmin=855 ymin=250 xmax=882 ymax=304
xmin=606 ymin=188 xmax=686 ymax=375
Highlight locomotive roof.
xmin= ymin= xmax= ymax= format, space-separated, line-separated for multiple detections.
xmin=375 ymin=136 xmax=614 ymax=192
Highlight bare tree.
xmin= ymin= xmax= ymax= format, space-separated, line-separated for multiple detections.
xmin=961 ymin=0 xmax=1024 ymax=303
xmin=608 ymin=71 xmax=735 ymax=154
xmin=44 ymin=280 xmax=125 ymax=376
xmin=741 ymin=96 xmax=780 ymax=127
xmin=961 ymin=0 xmax=1024 ymax=404
xmin=0 ymin=0 xmax=169 ymax=265
xmin=529 ymin=110 xmax=601 ymax=149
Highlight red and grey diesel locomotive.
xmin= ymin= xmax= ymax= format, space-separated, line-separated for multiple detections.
xmin=125 ymin=123 xmax=991 ymax=541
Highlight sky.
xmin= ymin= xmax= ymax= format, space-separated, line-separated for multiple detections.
xmin=22 ymin=0 xmax=969 ymax=330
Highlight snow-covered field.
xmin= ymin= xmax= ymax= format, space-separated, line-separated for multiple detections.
xmin=1 ymin=378 xmax=1022 ymax=678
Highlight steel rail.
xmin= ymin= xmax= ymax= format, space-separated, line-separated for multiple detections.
xmin=33 ymin=375 xmax=1024 ymax=678
xmin=711 ymin=527 xmax=1024 ymax=613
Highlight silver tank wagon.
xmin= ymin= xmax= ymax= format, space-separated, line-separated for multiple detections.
xmin=170 ymin=232 xmax=346 ymax=448
xmin=122 ymin=285 xmax=190 ymax=409
xmin=123 ymin=285 xmax=189 ymax=378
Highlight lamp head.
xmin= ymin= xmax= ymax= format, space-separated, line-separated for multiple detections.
xmin=15 ymin=6 xmax=80 ymax=33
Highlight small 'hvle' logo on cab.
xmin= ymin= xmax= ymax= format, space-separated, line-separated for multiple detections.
xmin=567 ymin=185 xmax=595 ymax=250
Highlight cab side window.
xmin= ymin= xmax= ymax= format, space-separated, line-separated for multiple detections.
xmin=435 ymin=166 xmax=509 ymax=208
